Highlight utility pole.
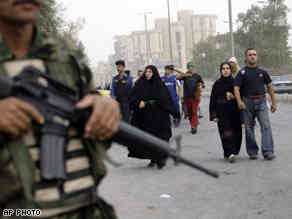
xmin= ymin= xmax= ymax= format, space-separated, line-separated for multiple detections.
xmin=167 ymin=0 xmax=174 ymax=64
xmin=139 ymin=12 xmax=152 ymax=65
xmin=228 ymin=0 xmax=235 ymax=57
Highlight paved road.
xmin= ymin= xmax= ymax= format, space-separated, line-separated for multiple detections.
xmin=100 ymin=98 xmax=292 ymax=219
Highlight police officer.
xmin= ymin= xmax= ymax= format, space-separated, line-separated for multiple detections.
xmin=234 ymin=48 xmax=277 ymax=161
xmin=161 ymin=65 xmax=181 ymax=127
xmin=0 ymin=0 xmax=120 ymax=218
xmin=133 ymin=69 xmax=143 ymax=84
xmin=111 ymin=60 xmax=133 ymax=123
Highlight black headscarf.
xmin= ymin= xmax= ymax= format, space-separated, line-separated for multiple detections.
xmin=209 ymin=62 xmax=237 ymax=121
xmin=215 ymin=62 xmax=234 ymax=95
xmin=129 ymin=65 xmax=179 ymax=117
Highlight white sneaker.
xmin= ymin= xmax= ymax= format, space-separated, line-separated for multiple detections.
xmin=228 ymin=154 xmax=236 ymax=163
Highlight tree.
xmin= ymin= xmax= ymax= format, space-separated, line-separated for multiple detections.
xmin=38 ymin=0 xmax=65 ymax=34
xmin=61 ymin=18 xmax=89 ymax=64
xmin=192 ymin=34 xmax=244 ymax=79
xmin=38 ymin=1 xmax=89 ymax=65
xmin=235 ymin=0 xmax=291 ymax=70
xmin=192 ymin=0 xmax=291 ymax=77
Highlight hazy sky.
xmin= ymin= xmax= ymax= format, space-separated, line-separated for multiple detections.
xmin=59 ymin=0 xmax=292 ymax=65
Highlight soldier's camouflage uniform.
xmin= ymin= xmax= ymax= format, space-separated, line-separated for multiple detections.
xmin=0 ymin=27 xmax=117 ymax=219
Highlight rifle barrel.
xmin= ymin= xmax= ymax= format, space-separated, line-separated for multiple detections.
xmin=113 ymin=121 xmax=219 ymax=178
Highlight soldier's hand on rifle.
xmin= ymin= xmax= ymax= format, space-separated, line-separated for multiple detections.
xmin=76 ymin=95 xmax=120 ymax=141
xmin=0 ymin=97 xmax=44 ymax=138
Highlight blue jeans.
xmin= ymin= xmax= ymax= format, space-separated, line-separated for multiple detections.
xmin=173 ymin=100 xmax=181 ymax=127
xmin=243 ymin=98 xmax=274 ymax=156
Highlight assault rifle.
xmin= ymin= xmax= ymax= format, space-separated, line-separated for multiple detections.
xmin=0 ymin=67 xmax=219 ymax=179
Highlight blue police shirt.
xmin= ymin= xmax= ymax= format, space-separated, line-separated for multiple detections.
xmin=162 ymin=74 xmax=179 ymax=103
xmin=110 ymin=73 xmax=133 ymax=102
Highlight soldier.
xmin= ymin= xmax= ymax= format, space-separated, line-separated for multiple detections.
xmin=0 ymin=0 xmax=120 ymax=218
xmin=110 ymin=60 xmax=133 ymax=123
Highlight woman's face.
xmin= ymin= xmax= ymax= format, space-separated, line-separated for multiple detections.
xmin=221 ymin=64 xmax=231 ymax=77
xmin=145 ymin=68 xmax=153 ymax=80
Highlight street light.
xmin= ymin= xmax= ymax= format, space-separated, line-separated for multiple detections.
xmin=139 ymin=12 xmax=152 ymax=65
xmin=167 ymin=0 xmax=174 ymax=64
xmin=228 ymin=0 xmax=235 ymax=57
xmin=223 ymin=20 xmax=238 ymax=31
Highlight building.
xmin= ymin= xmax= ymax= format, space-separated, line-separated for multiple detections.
xmin=178 ymin=10 xmax=217 ymax=61
xmin=111 ymin=10 xmax=217 ymax=72
xmin=94 ymin=61 xmax=113 ymax=89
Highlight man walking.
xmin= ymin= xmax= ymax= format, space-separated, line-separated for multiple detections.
xmin=229 ymin=57 xmax=241 ymax=76
xmin=133 ymin=69 xmax=143 ymax=84
xmin=176 ymin=62 xmax=204 ymax=134
xmin=162 ymin=65 xmax=182 ymax=127
xmin=229 ymin=57 xmax=245 ymax=128
xmin=234 ymin=48 xmax=277 ymax=160
xmin=111 ymin=60 xmax=133 ymax=122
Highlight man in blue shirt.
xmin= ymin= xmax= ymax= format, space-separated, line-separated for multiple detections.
xmin=234 ymin=48 xmax=277 ymax=160
xmin=162 ymin=65 xmax=181 ymax=127
xmin=111 ymin=60 xmax=133 ymax=122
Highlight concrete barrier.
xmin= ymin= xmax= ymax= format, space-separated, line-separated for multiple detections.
xmin=274 ymin=94 xmax=292 ymax=104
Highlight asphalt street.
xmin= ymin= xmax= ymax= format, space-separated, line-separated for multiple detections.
xmin=100 ymin=98 xmax=292 ymax=219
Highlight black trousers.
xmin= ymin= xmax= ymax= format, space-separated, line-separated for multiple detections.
xmin=217 ymin=120 xmax=242 ymax=158
xmin=119 ymin=102 xmax=131 ymax=123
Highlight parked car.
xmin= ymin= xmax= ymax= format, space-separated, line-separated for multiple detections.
xmin=271 ymin=75 xmax=292 ymax=94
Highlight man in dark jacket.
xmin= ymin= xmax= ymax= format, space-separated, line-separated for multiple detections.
xmin=111 ymin=60 xmax=133 ymax=122
xmin=176 ymin=62 xmax=204 ymax=134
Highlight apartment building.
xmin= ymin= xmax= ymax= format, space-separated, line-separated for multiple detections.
xmin=112 ymin=10 xmax=217 ymax=71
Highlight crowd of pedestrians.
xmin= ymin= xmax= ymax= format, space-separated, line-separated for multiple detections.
xmin=110 ymin=47 xmax=277 ymax=167
xmin=110 ymin=59 xmax=205 ymax=168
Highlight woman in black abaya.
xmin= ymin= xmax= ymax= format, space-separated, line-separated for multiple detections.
xmin=128 ymin=65 xmax=180 ymax=169
xmin=209 ymin=62 xmax=242 ymax=163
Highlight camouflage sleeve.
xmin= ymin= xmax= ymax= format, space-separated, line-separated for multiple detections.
xmin=68 ymin=50 xmax=96 ymax=95
xmin=82 ymin=64 xmax=96 ymax=94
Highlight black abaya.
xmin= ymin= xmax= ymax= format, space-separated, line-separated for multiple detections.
xmin=128 ymin=65 xmax=179 ymax=163
xmin=209 ymin=75 xmax=242 ymax=158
